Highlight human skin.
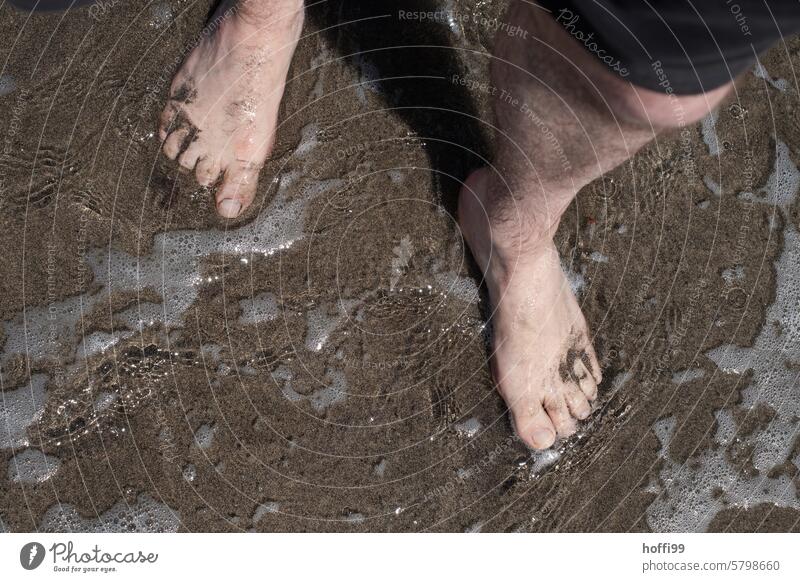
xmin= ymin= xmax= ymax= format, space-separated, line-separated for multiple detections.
xmin=159 ymin=0 xmax=733 ymax=448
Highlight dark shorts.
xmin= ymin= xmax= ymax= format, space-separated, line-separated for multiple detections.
xmin=538 ymin=0 xmax=800 ymax=94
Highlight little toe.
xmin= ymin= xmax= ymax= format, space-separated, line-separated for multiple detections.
xmin=215 ymin=162 xmax=260 ymax=218
xmin=583 ymin=344 xmax=603 ymax=385
xmin=544 ymin=393 xmax=576 ymax=437
xmin=511 ymin=402 xmax=556 ymax=450
xmin=196 ymin=157 xmax=221 ymax=186
xmin=158 ymin=102 xmax=178 ymax=141
xmin=575 ymin=359 xmax=598 ymax=401
xmin=162 ymin=128 xmax=189 ymax=160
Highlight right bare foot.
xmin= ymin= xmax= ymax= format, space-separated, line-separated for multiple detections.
xmin=159 ymin=0 xmax=304 ymax=218
xmin=459 ymin=168 xmax=602 ymax=450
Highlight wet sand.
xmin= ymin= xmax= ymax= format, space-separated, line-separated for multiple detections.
xmin=1 ymin=0 xmax=800 ymax=532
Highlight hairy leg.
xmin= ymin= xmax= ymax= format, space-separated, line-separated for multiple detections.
xmin=459 ymin=1 xmax=732 ymax=449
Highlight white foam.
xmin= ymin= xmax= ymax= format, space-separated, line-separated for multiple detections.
xmin=464 ymin=521 xmax=483 ymax=533
xmin=345 ymin=512 xmax=365 ymax=524
xmin=238 ymin=292 xmax=280 ymax=325
xmin=700 ymin=110 xmax=721 ymax=157
xmin=721 ymin=265 xmax=744 ymax=283
xmin=0 ymin=374 xmax=48 ymax=449
xmin=529 ymin=449 xmax=561 ymax=476
xmin=40 ymin=494 xmax=180 ymax=532
xmin=648 ymin=136 xmax=800 ymax=531
xmin=671 ymin=368 xmax=705 ymax=385
xmin=703 ymin=176 xmax=722 ymax=196
xmin=309 ymin=368 xmax=348 ymax=413
xmin=8 ymin=448 xmax=61 ymax=483
xmin=373 ymin=458 xmax=387 ymax=477
xmin=194 ymin=423 xmax=215 ymax=450
xmin=182 ymin=464 xmax=196 ymax=483
xmin=0 ymin=74 xmax=14 ymax=97
xmin=561 ymin=259 xmax=586 ymax=295
xmin=453 ymin=417 xmax=482 ymax=438
xmin=589 ymin=251 xmax=609 ymax=263
xmin=304 ymin=299 xmax=360 ymax=352
xmin=1 ymin=127 xmax=340 ymax=368
xmin=753 ymin=58 xmax=789 ymax=92
xmin=433 ymin=271 xmax=479 ymax=303
xmin=295 ymin=123 xmax=319 ymax=158
xmin=148 ymin=2 xmax=174 ymax=28
xmin=0 ymin=139 xmax=343 ymax=445
xmin=252 ymin=502 xmax=281 ymax=523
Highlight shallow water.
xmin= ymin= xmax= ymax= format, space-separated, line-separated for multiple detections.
xmin=1 ymin=0 xmax=800 ymax=533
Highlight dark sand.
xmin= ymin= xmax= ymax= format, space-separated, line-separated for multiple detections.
xmin=1 ymin=0 xmax=799 ymax=532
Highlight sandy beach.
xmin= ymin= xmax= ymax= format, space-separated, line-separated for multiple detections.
xmin=1 ymin=0 xmax=799 ymax=532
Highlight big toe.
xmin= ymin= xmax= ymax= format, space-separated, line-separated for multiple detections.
xmin=511 ymin=401 xmax=557 ymax=450
xmin=216 ymin=163 xmax=260 ymax=218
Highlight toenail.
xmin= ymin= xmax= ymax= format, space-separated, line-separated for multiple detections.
xmin=218 ymin=199 xmax=242 ymax=218
xmin=532 ymin=428 xmax=554 ymax=448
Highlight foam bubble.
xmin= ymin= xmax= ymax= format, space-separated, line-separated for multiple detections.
xmin=309 ymin=368 xmax=348 ymax=413
xmin=433 ymin=271 xmax=479 ymax=304
xmin=561 ymin=259 xmax=586 ymax=295
xmin=648 ymin=144 xmax=800 ymax=531
xmin=373 ymin=458 xmax=387 ymax=477
xmin=721 ymin=266 xmax=744 ymax=283
xmin=8 ymin=448 xmax=61 ymax=483
xmin=529 ymin=449 xmax=561 ymax=476
xmin=753 ymin=58 xmax=789 ymax=92
xmin=148 ymin=2 xmax=174 ymax=28
xmin=700 ymin=110 xmax=720 ymax=157
xmin=238 ymin=292 xmax=280 ymax=325
xmin=305 ymin=300 xmax=360 ymax=352
xmin=589 ymin=251 xmax=609 ymax=263
xmin=182 ymin=464 xmax=196 ymax=483
xmin=252 ymin=502 xmax=281 ymax=523
xmin=671 ymin=368 xmax=705 ymax=385
xmin=0 ymin=74 xmax=15 ymax=97
xmin=193 ymin=423 xmax=216 ymax=450
xmin=0 ymin=374 xmax=48 ymax=449
xmin=453 ymin=417 xmax=482 ymax=438
xmin=40 ymin=494 xmax=180 ymax=532
xmin=703 ymin=176 xmax=722 ymax=196
xmin=346 ymin=512 xmax=365 ymax=523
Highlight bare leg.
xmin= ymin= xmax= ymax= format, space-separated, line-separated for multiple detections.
xmin=160 ymin=0 xmax=304 ymax=218
xmin=459 ymin=1 xmax=732 ymax=449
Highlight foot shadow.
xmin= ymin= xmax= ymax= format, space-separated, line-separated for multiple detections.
xmin=306 ymin=0 xmax=491 ymax=216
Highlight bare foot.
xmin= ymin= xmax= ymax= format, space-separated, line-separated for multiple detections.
xmin=459 ymin=168 xmax=602 ymax=450
xmin=159 ymin=0 xmax=304 ymax=218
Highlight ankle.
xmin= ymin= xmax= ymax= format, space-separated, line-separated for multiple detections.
xmin=226 ymin=0 xmax=304 ymax=31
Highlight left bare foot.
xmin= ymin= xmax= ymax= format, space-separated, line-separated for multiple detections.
xmin=159 ymin=0 xmax=304 ymax=218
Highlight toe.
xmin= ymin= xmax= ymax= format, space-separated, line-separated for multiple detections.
xmin=575 ymin=359 xmax=598 ymax=401
xmin=511 ymin=401 xmax=556 ymax=450
xmin=162 ymin=128 xmax=189 ymax=160
xmin=215 ymin=162 xmax=260 ymax=218
xmin=196 ymin=157 xmax=221 ymax=186
xmin=563 ymin=382 xmax=592 ymax=420
xmin=583 ymin=343 xmax=603 ymax=385
xmin=178 ymin=142 xmax=203 ymax=172
xmin=543 ymin=392 xmax=576 ymax=437
xmin=158 ymin=102 xmax=178 ymax=141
